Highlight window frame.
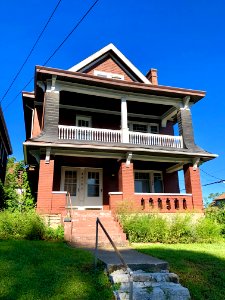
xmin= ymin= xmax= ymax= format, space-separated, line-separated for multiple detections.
xmin=129 ymin=121 xmax=159 ymax=134
xmin=134 ymin=170 xmax=164 ymax=194
xmin=76 ymin=115 xmax=92 ymax=127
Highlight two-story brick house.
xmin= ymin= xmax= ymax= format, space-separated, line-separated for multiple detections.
xmin=23 ymin=44 xmax=217 ymax=215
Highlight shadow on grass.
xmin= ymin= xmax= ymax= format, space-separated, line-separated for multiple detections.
xmin=134 ymin=244 xmax=225 ymax=300
xmin=0 ymin=240 xmax=113 ymax=300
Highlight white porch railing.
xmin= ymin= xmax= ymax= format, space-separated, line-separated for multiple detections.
xmin=58 ymin=125 xmax=121 ymax=143
xmin=58 ymin=125 xmax=183 ymax=149
xmin=129 ymin=131 xmax=183 ymax=148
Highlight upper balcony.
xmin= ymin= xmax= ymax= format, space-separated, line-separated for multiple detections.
xmin=58 ymin=125 xmax=183 ymax=149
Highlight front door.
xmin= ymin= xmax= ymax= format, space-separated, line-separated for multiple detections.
xmin=61 ymin=167 xmax=103 ymax=209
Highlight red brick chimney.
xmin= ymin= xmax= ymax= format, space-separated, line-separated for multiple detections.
xmin=146 ymin=68 xmax=158 ymax=85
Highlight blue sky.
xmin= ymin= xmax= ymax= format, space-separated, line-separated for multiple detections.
xmin=0 ymin=0 xmax=225 ymax=197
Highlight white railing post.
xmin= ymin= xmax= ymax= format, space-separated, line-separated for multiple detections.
xmin=121 ymin=97 xmax=129 ymax=143
xmin=58 ymin=125 xmax=183 ymax=149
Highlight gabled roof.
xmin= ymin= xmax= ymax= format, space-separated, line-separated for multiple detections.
xmin=69 ymin=43 xmax=151 ymax=84
xmin=214 ymin=193 xmax=225 ymax=201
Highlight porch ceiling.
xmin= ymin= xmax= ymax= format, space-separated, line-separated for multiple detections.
xmin=59 ymin=91 xmax=172 ymax=118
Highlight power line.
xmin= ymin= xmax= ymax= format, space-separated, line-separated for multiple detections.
xmin=202 ymin=180 xmax=225 ymax=187
xmin=3 ymin=0 xmax=100 ymax=112
xmin=0 ymin=0 xmax=62 ymax=105
xmin=200 ymin=168 xmax=223 ymax=181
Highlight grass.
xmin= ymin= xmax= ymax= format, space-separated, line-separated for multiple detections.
xmin=0 ymin=240 xmax=113 ymax=299
xmin=134 ymin=243 xmax=225 ymax=300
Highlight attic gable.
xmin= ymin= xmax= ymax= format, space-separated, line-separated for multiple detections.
xmin=69 ymin=43 xmax=151 ymax=84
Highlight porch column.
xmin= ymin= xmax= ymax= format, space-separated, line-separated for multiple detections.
xmin=37 ymin=158 xmax=55 ymax=213
xmin=177 ymin=106 xmax=195 ymax=149
xmin=183 ymin=164 xmax=203 ymax=211
xmin=118 ymin=162 xmax=135 ymax=200
xmin=121 ymin=97 xmax=129 ymax=143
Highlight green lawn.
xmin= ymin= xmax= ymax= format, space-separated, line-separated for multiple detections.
xmin=134 ymin=243 xmax=225 ymax=300
xmin=0 ymin=240 xmax=113 ymax=300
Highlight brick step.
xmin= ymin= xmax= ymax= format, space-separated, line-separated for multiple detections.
xmin=64 ymin=210 xmax=128 ymax=247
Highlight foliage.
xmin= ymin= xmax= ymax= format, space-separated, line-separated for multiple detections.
xmin=134 ymin=243 xmax=225 ymax=300
xmin=0 ymin=210 xmax=64 ymax=241
xmin=203 ymin=192 xmax=224 ymax=208
xmin=118 ymin=212 xmax=223 ymax=244
xmin=3 ymin=157 xmax=34 ymax=211
xmin=0 ymin=240 xmax=113 ymax=299
xmin=205 ymin=206 xmax=225 ymax=235
xmin=43 ymin=225 xmax=64 ymax=241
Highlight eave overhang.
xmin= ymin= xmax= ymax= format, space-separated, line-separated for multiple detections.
xmin=34 ymin=66 xmax=206 ymax=104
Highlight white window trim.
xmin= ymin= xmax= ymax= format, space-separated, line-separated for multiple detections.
xmin=76 ymin=115 xmax=92 ymax=127
xmin=134 ymin=170 xmax=164 ymax=193
xmin=94 ymin=70 xmax=124 ymax=80
xmin=129 ymin=121 xmax=159 ymax=133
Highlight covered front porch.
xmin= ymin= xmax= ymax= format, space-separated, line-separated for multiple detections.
xmin=35 ymin=153 xmax=203 ymax=214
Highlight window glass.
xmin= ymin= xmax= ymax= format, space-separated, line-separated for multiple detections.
xmin=150 ymin=125 xmax=159 ymax=134
xmin=87 ymin=172 xmax=100 ymax=197
xmin=154 ymin=173 xmax=163 ymax=193
xmin=133 ymin=124 xmax=148 ymax=133
xmin=134 ymin=172 xmax=150 ymax=193
xmin=64 ymin=171 xmax=77 ymax=196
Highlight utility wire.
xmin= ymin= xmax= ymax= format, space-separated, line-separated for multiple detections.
xmin=0 ymin=0 xmax=62 ymax=105
xmin=200 ymin=168 xmax=223 ymax=181
xmin=202 ymin=180 xmax=225 ymax=187
xmin=3 ymin=0 xmax=100 ymax=112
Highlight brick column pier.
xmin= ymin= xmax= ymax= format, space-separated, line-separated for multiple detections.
xmin=183 ymin=164 xmax=203 ymax=211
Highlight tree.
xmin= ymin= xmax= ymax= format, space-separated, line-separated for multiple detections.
xmin=204 ymin=192 xmax=224 ymax=208
xmin=3 ymin=157 xmax=34 ymax=211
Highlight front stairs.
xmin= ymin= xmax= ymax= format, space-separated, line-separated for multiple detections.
xmin=64 ymin=210 xmax=128 ymax=248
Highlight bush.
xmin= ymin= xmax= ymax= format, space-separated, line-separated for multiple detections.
xmin=195 ymin=218 xmax=222 ymax=243
xmin=205 ymin=206 xmax=225 ymax=235
xmin=0 ymin=210 xmax=64 ymax=241
xmin=167 ymin=215 xmax=195 ymax=244
xmin=43 ymin=225 xmax=64 ymax=241
xmin=118 ymin=212 xmax=223 ymax=244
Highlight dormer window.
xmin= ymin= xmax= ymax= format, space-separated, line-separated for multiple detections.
xmin=94 ymin=70 xmax=124 ymax=80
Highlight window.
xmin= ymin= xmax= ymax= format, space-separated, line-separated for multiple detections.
xmin=134 ymin=171 xmax=163 ymax=193
xmin=76 ymin=115 xmax=92 ymax=127
xmin=129 ymin=122 xmax=159 ymax=134
xmin=64 ymin=171 xmax=77 ymax=196
xmin=94 ymin=70 xmax=124 ymax=80
xmin=87 ymin=172 xmax=100 ymax=197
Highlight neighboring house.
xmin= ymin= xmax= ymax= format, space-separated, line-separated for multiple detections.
xmin=0 ymin=106 xmax=12 ymax=183
xmin=211 ymin=193 xmax=225 ymax=207
xmin=22 ymin=43 xmax=217 ymax=215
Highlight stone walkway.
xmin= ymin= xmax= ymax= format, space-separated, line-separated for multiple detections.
xmin=71 ymin=244 xmax=191 ymax=299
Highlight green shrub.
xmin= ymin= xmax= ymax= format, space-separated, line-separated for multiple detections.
xmin=195 ymin=218 xmax=222 ymax=243
xmin=118 ymin=212 xmax=224 ymax=244
xmin=205 ymin=206 xmax=225 ymax=235
xmin=0 ymin=210 xmax=64 ymax=241
xmin=44 ymin=225 xmax=64 ymax=241
xmin=167 ymin=215 xmax=195 ymax=243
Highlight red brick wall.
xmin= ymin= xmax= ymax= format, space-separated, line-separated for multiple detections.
xmin=85 ymin=57 xmax=134 ymax=82
xmin=184 ymin=164 xmax=203 ymax=211
xmin=37 ymin=159 xmax=54 ymax=213
xmin=118 ymin=162 xmax=135 ymax=200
